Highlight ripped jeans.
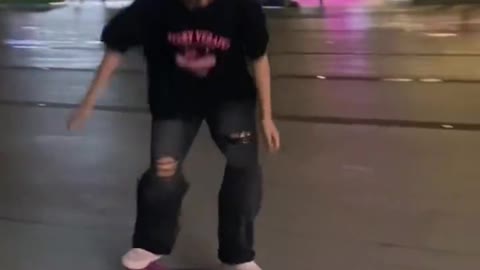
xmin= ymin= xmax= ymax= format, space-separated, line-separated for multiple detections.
xmin=133 ymin=100 xmax=262 ymax=265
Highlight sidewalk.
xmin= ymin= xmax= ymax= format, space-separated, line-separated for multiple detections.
xmin=3 ymin=103 xmax=480 ymax=270
xmin=3 ymin=5 xmax=480 ymax=81
xmin=2 ymin=2 xmax=480 ymax=270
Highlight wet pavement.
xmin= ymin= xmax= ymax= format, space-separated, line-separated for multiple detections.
xmin=2 ymin=3 xmax=480 ymax=270
xmin=2 ymin=5 xmax=480 ymax=79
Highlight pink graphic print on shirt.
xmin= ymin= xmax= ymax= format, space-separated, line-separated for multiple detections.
xmin=168 ymin=30 xmax=231 ymax=77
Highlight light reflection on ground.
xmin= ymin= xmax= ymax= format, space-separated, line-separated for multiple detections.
xmin=69 ymin=0 xmax=387 ymax=8
xmin=293 ymin=0 xmax=322 ymax=7
xmin=294 ymin=0 xmax=386 ymax=7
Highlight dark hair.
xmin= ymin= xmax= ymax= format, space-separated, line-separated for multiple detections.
xmin=183 ymin=0 xmax=205 ymax=8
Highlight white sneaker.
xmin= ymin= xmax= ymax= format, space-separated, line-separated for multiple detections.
xmin=121 ymin=248 xmax=162 ymax=270
xmin=223 ymin=261 xmax=262 ymax=270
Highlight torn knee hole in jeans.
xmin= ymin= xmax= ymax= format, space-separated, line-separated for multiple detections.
xmin=156 ymin=157 xmax=178 ymax=178
xmin=227 ymin=131 xmax=254 ymax=145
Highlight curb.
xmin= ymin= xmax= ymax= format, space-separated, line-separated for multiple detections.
xmin=1 ymin=99 xmax=479 ymax=131
xmin=274 ymin=74 xmax=480 ymax=84
xmin=1 ymin=64 xmax=480 ymax=84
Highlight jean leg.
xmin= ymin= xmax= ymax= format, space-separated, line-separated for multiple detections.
xmin=133 ymin=117 xmax=202 ymax=255
xmin=207 ymin=101 xmax=263 ymax=264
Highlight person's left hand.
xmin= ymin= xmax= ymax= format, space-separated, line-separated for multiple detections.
xmin=261 ymin=118 xmax=280 ymax=153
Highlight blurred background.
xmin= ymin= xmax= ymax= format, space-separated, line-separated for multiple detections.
xmin=1 ymin=0 xmax=480 ymax=270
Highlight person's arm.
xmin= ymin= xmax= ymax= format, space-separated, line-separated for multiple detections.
xmin=252 ymin=55 xmax=272 ymax=120
xmin=81 ymin=51 xmax=122 ymax=108
xmin=85 ymin=0 xmax=144 ymax=106
xmin=240 ymin=0 xmax=280 ymax=151
xmin=68 ymin=1 xmax=144 ymax=130
xmin=240 ymin=0 xmax=270 ymax=118
xmin=252 ymin=53 xmax=279 ymax=152
xmin=67 ymin=51 xmax=122 ymax=130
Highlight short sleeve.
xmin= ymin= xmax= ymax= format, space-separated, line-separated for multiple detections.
xmin=101 ymin=0 xmax=145 ymax=53
xmin=240 ymin=0 xmax=269 ymax=60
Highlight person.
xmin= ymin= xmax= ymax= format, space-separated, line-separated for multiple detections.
xmin=67 ymin=0 xmax=280 ymax=269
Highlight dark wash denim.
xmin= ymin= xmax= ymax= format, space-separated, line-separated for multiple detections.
xmin=133 ymin=100 xmax=262 ymax=265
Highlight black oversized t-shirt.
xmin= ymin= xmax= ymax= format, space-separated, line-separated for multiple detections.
xmin=101 ymin=0 xmax=269 ymax=117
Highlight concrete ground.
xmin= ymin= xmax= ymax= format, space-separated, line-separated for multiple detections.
xmin=1 ymin=4 xmax=480 ymax=270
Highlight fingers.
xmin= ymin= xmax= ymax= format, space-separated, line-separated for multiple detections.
xmin=269 ymin=130 xmax=280 ymax=152
xmin=265 ymin=132 xmax=273 ymax=152
xmin=264 ymin=128 xmax=280 ymax=153
xmin=67 ymin=118 xmax=78 ymax=131
xmin=262 ymin=120 xmax=281 ymax=153
xmin=67 ymin=111 xmax=84 ymax=131
xmin=68 ymin=119 xmax=84 ymax=131
xmin=67 ymin=115 xmax=79 ymax=131
xmin=272 ymin=131 xmax=281 ymax=152
xmin=67 ymin=107 xmax=91 ymax=131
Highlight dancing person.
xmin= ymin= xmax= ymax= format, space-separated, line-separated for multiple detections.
xmin=68 ymin=0 xmax=280 ymax=269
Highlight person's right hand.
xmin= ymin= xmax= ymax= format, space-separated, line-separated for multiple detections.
xmin=67 ymin=102 xmax=94 ymax=131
